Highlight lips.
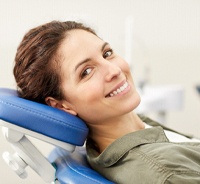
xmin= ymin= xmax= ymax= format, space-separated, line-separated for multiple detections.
xmin=106 ymin=81 xmax=129 ymax=97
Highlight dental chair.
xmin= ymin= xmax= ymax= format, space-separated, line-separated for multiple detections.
xmin=0 ymin=88 xmax=114 ymax=184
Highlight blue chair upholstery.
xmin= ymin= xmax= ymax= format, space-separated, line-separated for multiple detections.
xmin=49 ymin=147 xmax=114 ymax=184
xmin=0 ymin=88 xmax=114 ymax=184
xmin=0 ymin=88 xmax=88 ymax=146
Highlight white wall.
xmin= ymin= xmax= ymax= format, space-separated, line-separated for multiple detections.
xmin=0 ymin=0 xmax=200 ymax=183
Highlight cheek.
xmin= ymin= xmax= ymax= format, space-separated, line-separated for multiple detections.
xmin=116 ymin=57 xmax=131 ymax=73
xmin=73 ymin=83 xmax=104 ymax=122
xmin=82 ymin=81 xmax=102 ymax=100
xmin=123 ymin=60 xmax=132 ymax=72
xmin=74 ymin=80 xmax=103 ymax=105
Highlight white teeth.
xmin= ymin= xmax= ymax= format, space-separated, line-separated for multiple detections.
xmin=120 ymin=86 xmax=125 ymax=91
xmin=109 ymin=81 xmax=128 ymax=97
xmin=113 ymin=91 xmax=118 ymax=95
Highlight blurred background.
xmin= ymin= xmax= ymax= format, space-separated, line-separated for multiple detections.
xmin=0 ymin=0 xmax=200 ymax=183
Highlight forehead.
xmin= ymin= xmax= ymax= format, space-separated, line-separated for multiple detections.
xmin=58 ymin=29 xmax=103 ymax=60
xmin=57 ymin=29 xmax=103 ymax=78
xmin=60 ymin=29 xmax=102 ymax=51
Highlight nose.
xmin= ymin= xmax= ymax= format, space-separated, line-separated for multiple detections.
xmin=103 ymin=61 xmax=121 ymax=82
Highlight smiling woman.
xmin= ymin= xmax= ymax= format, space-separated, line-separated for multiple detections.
xmin=46 ymin=28 xmax=141 ymax=126
xmin=13 ymin=20 xmax=200 ymax=184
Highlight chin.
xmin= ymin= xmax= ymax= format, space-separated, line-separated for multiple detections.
xmin=126 ymin=91 xmax=141 ymax=112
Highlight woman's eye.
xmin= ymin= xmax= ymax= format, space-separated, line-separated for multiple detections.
xmin=103 ymin=49 xmax=113 ymax=58
xmin=81 ymin=68 xmax=92 ymax=78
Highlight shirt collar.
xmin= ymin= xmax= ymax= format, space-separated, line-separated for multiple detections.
xmin=87 ymin=126 xmax=169 ymax=167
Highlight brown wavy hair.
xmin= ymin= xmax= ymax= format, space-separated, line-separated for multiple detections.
xmin=13 ymin=21 xmax=96 ymax=104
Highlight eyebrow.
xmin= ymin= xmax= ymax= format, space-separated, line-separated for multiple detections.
xmin=74 ymin=42 xmax=109 ymax=71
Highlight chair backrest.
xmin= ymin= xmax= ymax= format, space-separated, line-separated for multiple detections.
xmin=0 ymin=88 xmax=114 ymax=183
xmin=0 ymin=88 xmax=88 ymax=147
xmin=49 ymin=147 xmax=114 ymax=184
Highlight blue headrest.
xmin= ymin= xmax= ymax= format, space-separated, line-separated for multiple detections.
xmin=0 ymin=88 xmax=88 ymax=146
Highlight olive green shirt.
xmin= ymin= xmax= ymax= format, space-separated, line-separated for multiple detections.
xmin=86 ymin=116 xmax=200 ymax=184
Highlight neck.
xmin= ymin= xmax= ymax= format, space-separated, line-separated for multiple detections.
xmin=87 ymin=112 xmax=144 ymax=153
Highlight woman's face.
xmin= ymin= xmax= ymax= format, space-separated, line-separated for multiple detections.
xmin=57 ymin=30 xmax=140 ymax=124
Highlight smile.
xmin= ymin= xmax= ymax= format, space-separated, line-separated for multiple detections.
xmin=107 ymin=81 xmax=129 ymax=97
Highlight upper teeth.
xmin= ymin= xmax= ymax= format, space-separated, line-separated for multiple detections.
xmin=109 ymin=82 xmax=128 ymax=97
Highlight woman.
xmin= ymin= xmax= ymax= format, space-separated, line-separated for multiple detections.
xmin=14 ymin=21 xmax=200 ymax=184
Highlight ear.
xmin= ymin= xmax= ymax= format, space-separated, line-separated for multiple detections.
xmin=45 ymin=97 xmax=77 ymax=116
